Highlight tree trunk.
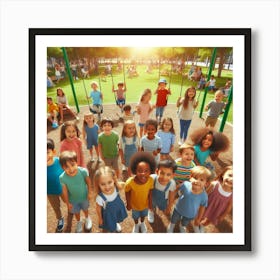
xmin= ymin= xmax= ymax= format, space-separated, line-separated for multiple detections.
xmin=217 ymin=47 xmax=226 ymax=77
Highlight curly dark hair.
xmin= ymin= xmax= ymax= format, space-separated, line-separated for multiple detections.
xmin=189 ymin=127 xmax=230 ymax=152
xmin=129 ymin=151 xmax=156 ymax=174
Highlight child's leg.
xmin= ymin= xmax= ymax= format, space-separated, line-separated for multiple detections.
xmin=59 ymin=105 xmax=64 ymax=123
xmin=47 ymin=194 xmax=62 ymax=220
xmin=94 ymin=145 xmax=100 ymax=158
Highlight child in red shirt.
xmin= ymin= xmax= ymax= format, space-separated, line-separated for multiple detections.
xmin=154 ymin=78 xmax=171 ymax=124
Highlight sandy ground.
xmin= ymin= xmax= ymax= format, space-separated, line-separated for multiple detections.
xmin=47 ymin=103 xmax=233 ymax=233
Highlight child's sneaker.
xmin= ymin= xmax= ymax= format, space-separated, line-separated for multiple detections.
xmin=140 ymin=222 xmax=147 ymax=233
xmin=52 ymin=121 xmax=58 ymax=129
xmin=75 ymin=221 xmax=83 ymax=233
xmin=56 ymin=217 xmax=64 ymax=232
xmin=132 ymin=223 xmax=140 ymax=233
xmin=147 ymin=210 xmax=154 ymax=223
xmin=75 ymin=116 xmax=80 ymax=121
xmin=116 ymin=223 xmax=122 ymax=233
xmin=97 ymin=158 xmax=102 ymax=163
xmin=193 ymin=225 xmax=200 ymax=233
xmin=85 ymin=217 xmax=92 ymax=231
xmin=167 ymin=223 xmax=175 ymax=233
xmin=179 ymin=224 xmax=186 ymax=233
xmin=90 ymin=157 xmax=95 ymax=162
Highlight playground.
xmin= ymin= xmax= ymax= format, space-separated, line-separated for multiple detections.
xmin=47 ymin=47 xmax=233 ymax=233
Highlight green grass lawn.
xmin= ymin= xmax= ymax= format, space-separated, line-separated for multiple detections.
xmin=47 ymin=64 xmax=233 ymax=123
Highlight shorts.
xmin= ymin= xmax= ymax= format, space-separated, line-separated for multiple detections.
xmin=171 ymin=208 xmax=192 ymax=227
xmin=70 ymin=199 xmax=89 ymax=214
xmin=116 ymin=98 xmax=125 ymax=105
xmin=132 ymin=208 xmax=148 ymax=220
xmin=104 ymin=156 xmax=119 ymax=170
xmin=138 ymin=123 xmax=145 ymax=127
xmin=155 ymin=106 xmax=165 ymax=117
xmin=205 ymin=116 xmax=218 ymax=127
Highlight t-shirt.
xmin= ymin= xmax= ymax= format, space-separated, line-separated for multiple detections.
xmin=156 ymin=131 xmax=175 ymax=154
xmin=48 ymin=103 xmax=59 ymax=113
xmin=96 ymin=188 xmax=118 ymax=207
xmin=194 ymin=144 xmax=212 ymax=165
xmin=98 ymin=131 xmax=119 ymax=158
xmin=175 ymin=181 xmax=208 ymax=218
xmin=177 ymin=99 xmax=196 ymax=120
xmin=47 ymin=157 xmax=64 ymax=195
xmin=137 ymin=102 xmax=152 ymax=124
xmin=59 ymin=167 xmax=89 ymax=203
xmin=174 ymin=158 xmax=196 ymax=185
xmin=140 ymin=135 xmax=162 ymax=162
xmin=57 ymin=95 xmax=68 ymax=105
xmin=60 ymin=138 xmax=85 ymax=167
xmin=125 ymin=176 xmax=154 ymax=210
xmin=155 ymin=88 xmax=170 ymax=107
xmin=90 ymin=90 xmax=102 ymax=105
xmin=206 ymin=101 xmax=226 ymax=118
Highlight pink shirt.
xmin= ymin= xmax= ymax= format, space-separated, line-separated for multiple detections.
xmin=60 ymin=138 xmax=85 ymax=167
xmin=137 ymin=102 xmax=152 ymax=124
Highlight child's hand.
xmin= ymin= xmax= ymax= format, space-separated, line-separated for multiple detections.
xmin=193 ymin=218 xmax=200 ymax=227
xmin=152 ymin=150 xmax=158 ymax=156
xmin=126 ymin=202 xmax=131 ymax=211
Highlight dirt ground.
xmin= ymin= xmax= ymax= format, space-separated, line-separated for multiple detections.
xmin=47 ymin=103 xmax=233 ymax=233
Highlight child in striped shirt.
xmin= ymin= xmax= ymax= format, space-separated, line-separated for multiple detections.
xmin=174 ymin=143 xmax=196 ymax=187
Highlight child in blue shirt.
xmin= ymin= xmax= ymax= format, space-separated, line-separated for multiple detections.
xmin=167 ymin=166 xmax=212 ymax=233
xmin=47 ymin=138 xmax=64 ymax=232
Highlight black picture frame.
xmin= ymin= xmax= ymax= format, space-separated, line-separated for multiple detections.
xmin=29 ymin=28 xmax=251 ymax=251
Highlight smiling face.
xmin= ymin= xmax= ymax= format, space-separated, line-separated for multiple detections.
xmin=180 ymin=148 xmax=194 ymax=166
xmin=124 ymin=123 xmax=136 ymax=137
xmin=134 ymin=162 xmax=151 ymax=184
xmin=190 ymin=174 xmax=208 ymax=194
xmin=64 ymin=125 xmax=78 ymax=141
xmin=98 ymin=174 xmax=115 ymax=195
xmin=201 ymin=133 xmax=213 ymax=150
xmin=84 ymin=114 xmax=94 ymax=125
xmin=101 ymin=122 xmax=113 ymax=135
xmin=187 ymin=88 xmax=196 ymax=99
xmin=214 ymin=91 xmax=224 ymax=102
xmin=162 ymin=119 xmax=173 ymax=132
xmin=156 ymin=167 xmax=174 ymax=186
xmin=62 ymin=160 xmax=78 ymax=177
xmin=222 ymin=169 xmax=233 ymax=192
xmin=146 ymin=124 xmax=157 ymax=139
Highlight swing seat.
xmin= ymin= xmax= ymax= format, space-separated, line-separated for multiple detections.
xmin=116 ymin=99 xmax=126 ymax=106
xmin=90 ymin=104 xmax=103 ymax=114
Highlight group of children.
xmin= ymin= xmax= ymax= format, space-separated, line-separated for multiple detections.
xmin=47 ymin=77 xmax=232 ymax=233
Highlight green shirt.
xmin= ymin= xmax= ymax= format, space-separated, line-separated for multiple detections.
xmin=59 ymin=167 xmax=89 ymax=203
xmin=98 ymin=131 xmax=119 ymax=158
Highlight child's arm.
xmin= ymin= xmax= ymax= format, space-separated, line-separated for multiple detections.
xmin=148 ymin=190 xmax=153 ymax=210
xmin=61 ymin=184 xmax=72 ymax=212
xmin=166 ymin=190 xmax=176 ymax=215
xmin=119 ymin=148 xmax=125 ymax=165
xmin=194 ymin=205 xmax=206 ymax=226
xmin=205 ymin=181 xmax=215 ymax=195
xmin=125 ymin=191 xmax=132 ymax=210
xmin=98 ymin=143 xmax=105 ymax=161
xmin=193 ymin=154 xmax=201 ymax=166
xmin=217 ymin=199 xmax=233 ymax=224
xmin=176 ymin=97 xmax=182 ymax=108
xmin=96 ymin=203 xmax=103 ymax=228
xmin=85 ymin=176 xmax=92 ymax=201
xmin=153 ymin=148 xmax=161 ymax=156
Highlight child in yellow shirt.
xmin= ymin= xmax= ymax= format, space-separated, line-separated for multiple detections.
xmin=47 ymin=97 xmax=59 ymax=128
xmin=125 ymin=152 xmax=156 ymax=233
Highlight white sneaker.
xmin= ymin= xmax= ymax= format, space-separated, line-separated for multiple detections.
xmin=75 ymin=221 xmax=83 ymax=233
xmin=147 ymin=210 xmax=154 ymax=223
xmin=132 ymin=223 xmax=140 ymax=233
xmin=116 ymin=223 xmax=122 ymax=232
xmin=90 ymin=157 xmax=95 ymax=162
xmin=179 ymin=224 xmax=186 ymax=233
xmin=178 ymin=140 xmax=182 ymax=146
xmin=85 ymin=217 xmax=92 ymax=231
xmin=193 ymin=225 xmax=200 ymax=233
xmin=76 ymin=116 xmax=80 ymax=121
xmin=121 ymin=164 xmax=127 ymax=171
xmin=140 ymin=222 xmax=147 ymax=233
xmin=167 ymin=223 xmax=175 ymax=233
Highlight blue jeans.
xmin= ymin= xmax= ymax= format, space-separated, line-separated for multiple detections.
xmin=179 ymin=119 xmax=192 ymax=140
xmin=155 ymin=106 xmax=165 ymax=118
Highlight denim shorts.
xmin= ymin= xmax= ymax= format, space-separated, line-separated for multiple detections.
xmin=138 ymin=123 xmax=145 ymax=127
xmin=132 ymin=208 xmax=148 ymax=220
xmin=70 ymin=199 xmax=89 ymax=214
xmin=171 ymin=208 xmax=192 ymax=226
